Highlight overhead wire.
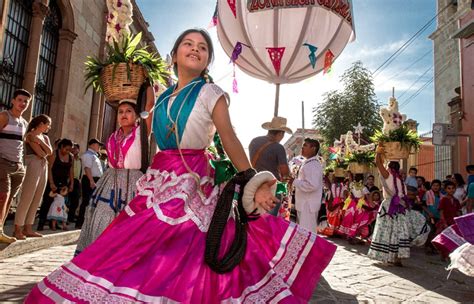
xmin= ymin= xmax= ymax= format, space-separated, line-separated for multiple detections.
xmin=371 ymin=3 xmax=451 ymax=77
xmin=397 ymin=65 xmax=433 ymax=99
xmin=399 ymin=63 xmax=450 ymax=109
xmin=379 ymin=49 xmax=432 ymax=86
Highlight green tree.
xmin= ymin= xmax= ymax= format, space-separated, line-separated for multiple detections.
xmin=312 ymin=61 xmax=382 ymax=145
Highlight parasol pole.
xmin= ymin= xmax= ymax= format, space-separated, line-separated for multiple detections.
xmin=274 ymin=83 xmax=280 ymax=117
xmin=302 ymin=100 xmax=305 ymax=138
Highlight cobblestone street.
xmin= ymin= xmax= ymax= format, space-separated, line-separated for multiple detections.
xmin=0 ymin=237 xmax=473 ymax=303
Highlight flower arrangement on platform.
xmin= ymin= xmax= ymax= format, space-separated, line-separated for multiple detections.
xmin=106 ymin=0 xmax=133 ymax=46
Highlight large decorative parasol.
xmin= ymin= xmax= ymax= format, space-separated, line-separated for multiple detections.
xmin=216 ymin=0 xmax=355 ymax=116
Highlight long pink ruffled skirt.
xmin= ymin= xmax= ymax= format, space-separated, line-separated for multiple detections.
xmin=26 ymin=150 xmax=336 ymax=303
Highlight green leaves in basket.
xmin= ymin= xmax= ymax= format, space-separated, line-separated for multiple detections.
xmin=345 ymin=151 xmax=375 ymax=165
xmin=84 ymin=32 xmax=169 ymax=93
xmin=371 ymin=124 xmax=421 ymax=151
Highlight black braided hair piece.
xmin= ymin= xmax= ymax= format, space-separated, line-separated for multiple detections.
xmin=205 ymin=168 xmax=256 ymax=273
xmin=136 ymin=80 xmax=151 ymax=173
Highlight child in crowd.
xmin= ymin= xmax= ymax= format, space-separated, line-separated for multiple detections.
xmin=438 ymin=181 xmax=462 ymax=231
xmin=423 ymin=179 xmax=443 ymax=254
xmin=47 ymin=186 xmax=69 ymax=231
xmin=405 ymin=167 xmax=418 ymax=192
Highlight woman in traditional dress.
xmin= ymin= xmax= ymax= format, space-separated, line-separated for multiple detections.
xmin=432 ymin=213 xmax=474 ymax=276
xmin=337 ymin=175 xmax=369 ymax=241
xmin=322 ymin=176 xmax=347 ymax=236
xmin=368 ymin=146 xmax=429 ymax=266
xmin=74 ymin=94 xmax=152 ymax=255
xmin=25 ymin=29 xmax=336 ymax=303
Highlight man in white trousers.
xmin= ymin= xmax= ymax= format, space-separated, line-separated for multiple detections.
xmin=292 ymin=138 xmax=323 ymax=232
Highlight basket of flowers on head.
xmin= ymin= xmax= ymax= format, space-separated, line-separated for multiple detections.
xmin=84 ymin=0 xmax=168 ymax=105
xmin=372 ymin=97 xmax=421 ymax=160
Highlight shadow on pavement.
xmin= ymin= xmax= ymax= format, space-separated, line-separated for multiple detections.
xmin=311 ymin=277 xmax=358 ymax=303
xmin=325 ymin=237 xmax=474 ymax=303
xmin=0 ymin=282 xmax=36 ymax=302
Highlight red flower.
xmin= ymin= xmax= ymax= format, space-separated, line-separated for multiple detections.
xmin=57 ymin=207 xmax=62 ymax=212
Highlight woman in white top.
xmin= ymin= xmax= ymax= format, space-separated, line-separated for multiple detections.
xmin=27 ymin=29 xmax=336 ymax=303
xmin=368 ymin=145 xmax=429 ymax=266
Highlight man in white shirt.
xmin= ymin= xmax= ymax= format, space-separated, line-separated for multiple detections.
xmin=76 ymin=138 xmax=103 ymax=229
xmin=292 ymin=138 xmax=323 ymax=232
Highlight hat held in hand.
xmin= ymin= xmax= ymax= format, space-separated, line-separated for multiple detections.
xmin=261 ymin=116 xmax=293 ymax=134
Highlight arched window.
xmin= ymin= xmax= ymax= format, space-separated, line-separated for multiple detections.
xmin=0 ymin=0 xmax=33 ymax=110
xmin=33 ymin=0 xmax=61 ymax=116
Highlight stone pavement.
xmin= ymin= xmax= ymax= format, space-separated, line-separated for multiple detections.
xmin=0 ymin=238 xmax=473 ymax=303
xmin=312 ymin=238 xmax=474 ymax=303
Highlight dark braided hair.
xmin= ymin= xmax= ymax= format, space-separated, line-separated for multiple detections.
xmin=205 ymin=168 xmax=258 ymax=273
xmin=136 ymin=81 xmax=151 ymax=173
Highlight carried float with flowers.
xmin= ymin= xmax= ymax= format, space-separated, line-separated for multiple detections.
xmin=84 ymin=0 xmax=168 ymax=105
xmin=371 ymin=96 xmax=421 ymax=160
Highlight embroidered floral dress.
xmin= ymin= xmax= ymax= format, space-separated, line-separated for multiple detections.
xmin=368 ymin=172 xmax=429 ymax=263
xmin=75 ymin=125 xmax=143 ymax=255
xmin=322 ymin=182 xmax=346 ymax=236
xmin=337 ymin=182 xmax=378 ymax=239
xmin=26 ymin=79 xmax=336 ymax=303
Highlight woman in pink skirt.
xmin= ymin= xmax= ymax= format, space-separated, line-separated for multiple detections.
xmin=25 ymin=29 xmax=336 ymax=303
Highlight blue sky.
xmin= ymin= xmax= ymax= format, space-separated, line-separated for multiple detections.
xmin=136 ymin=0 xmax=436 ymax=148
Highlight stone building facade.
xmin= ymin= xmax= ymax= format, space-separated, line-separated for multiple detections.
xmin=452 ymin=7 xmax=474 ymax=172
xmin=0 ymin=0 xmax=158 ymax=149
xmin=430 ymin=0 xmax=472 ymax=178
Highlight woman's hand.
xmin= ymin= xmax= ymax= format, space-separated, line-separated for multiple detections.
xmin=254 ymin=179 xmax=278 ymax=212
xmin=50 ymin=183 xmax=57 ymax=192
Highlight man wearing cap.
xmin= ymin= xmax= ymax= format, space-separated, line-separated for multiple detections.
xmin=76 ymin=138 xmax=104 ymax=229
xmin=249 ymin=116 xmax=292 ymax=216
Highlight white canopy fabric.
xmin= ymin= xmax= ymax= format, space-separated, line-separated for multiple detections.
xmin=217 ymin=0 xmax=356 ymax=85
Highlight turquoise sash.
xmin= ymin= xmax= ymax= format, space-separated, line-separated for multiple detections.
xmin=152 ymin=77 xmax=206 ymax=150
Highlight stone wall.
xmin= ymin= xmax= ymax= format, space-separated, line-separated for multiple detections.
xmin=60 ymin=0 xmax=106 ymax=147
xmin=429 ymin=0 xmax=472 ymax=178
xmin=0 ymin=0 xmax=159 ymax=151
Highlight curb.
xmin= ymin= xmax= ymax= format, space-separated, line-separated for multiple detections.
xmin=0 ymin=230 xmax=80 ymax=260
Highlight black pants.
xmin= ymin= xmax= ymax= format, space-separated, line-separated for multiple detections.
xmin=76 ymin=176 xmax=99 ymax=228
xmin=67 ymin=178 xmax=81 ymax=223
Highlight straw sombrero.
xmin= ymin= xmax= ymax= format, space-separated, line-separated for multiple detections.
xmin=261 ymin=116 xmax=293 ymax=134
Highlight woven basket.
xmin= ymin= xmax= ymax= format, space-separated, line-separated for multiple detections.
xmin=101 ymin=63 xmax=146 ymax=104
xmin=349 ymin=162 xmax=369 ymax=174
xmin=334 ymin=167 xmax=345 ymax=177
xmin=382 ymin=141 xmax=410 ymax=160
